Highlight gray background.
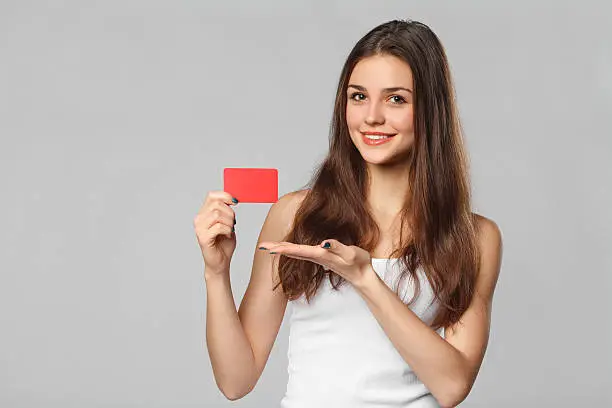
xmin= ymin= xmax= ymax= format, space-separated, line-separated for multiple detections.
xmin=1 ymin=1 xmax=610 ymax=407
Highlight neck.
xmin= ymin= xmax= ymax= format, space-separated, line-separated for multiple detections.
xmin=365 ymin=162 xmax=411 ymax=219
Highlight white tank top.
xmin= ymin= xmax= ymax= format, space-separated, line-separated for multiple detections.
xmin=280 ymin=258 xmax=445 ymax=408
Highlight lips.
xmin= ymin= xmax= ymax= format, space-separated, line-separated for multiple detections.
xmin=361 ymin=131 xmax=396 ymax=146
xmin=362 ymin=131 xmax=396 ymax=136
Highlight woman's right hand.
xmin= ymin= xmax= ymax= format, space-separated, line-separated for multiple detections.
xmin=194 ymin=191 xmax=238 ymax=276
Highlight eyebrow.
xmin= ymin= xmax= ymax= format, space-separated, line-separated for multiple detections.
xmin=347 ymin=84 xmax=413 ymax=93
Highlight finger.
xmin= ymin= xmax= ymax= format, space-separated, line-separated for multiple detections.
xmin=321 ymin=238 xmax=355 ymax=262
xmin=203 ymin=209 xmax=235 ymax=230
xmin=212 ymin=222 xmax=234 ymax=240
xmin=197 ymin=191 xmax=238 ymax=224
xmin=261 ymin=242 xmax=322 ymax=260
xmin=320 ymin=239 xmax=344 ymax=254
xmin=257 ymin=241 xmax=279 ymax=250
xmin=283 ymin=242 xmax=344 ymax=269
xmin=265 ymin=242 xmax=304 ymax=254
xmin=259 ymin=241 xmax=305 ymax=252
xmin=274 ymin=253 xmax=316 ymax=263
xmin=201 ymin=222 xmax=233 ymax=243
xmin=203 ymin=201 xmax=235 ymax=222
xmin=204 ymin=190 xmax=239 ymax=209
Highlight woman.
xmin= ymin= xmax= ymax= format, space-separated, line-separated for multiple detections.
xmin=196 ymin=19 xmax=503 ymax=407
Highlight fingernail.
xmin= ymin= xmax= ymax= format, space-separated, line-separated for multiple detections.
xmin=269 ymin=252 xmax=277 ymax=254
xmin=258 ymin=246 xmax=267 ymax=250
xmin=322 ymin=242 xmax=331 ymax=249
xmin=231 ymin=226 xmax=235 ymax=232
xmin=232 ymin=197 xmax=239 ymax=204
xmin=233 ymin=219 xmax=236 ymax=225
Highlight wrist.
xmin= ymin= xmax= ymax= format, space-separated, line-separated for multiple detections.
xmin=352 ymin=264 xmax=379 ymax=292
xmin=204 ymin=266 xmax=230 ymax=283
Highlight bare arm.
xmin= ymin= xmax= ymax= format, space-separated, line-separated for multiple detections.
xmin=353 ymin=216 xmax=503 ymax=407
xmin=205 ymin=191 xmax=305 ymax=400
xmin=205 ymin=270 xmax=254 ymax=400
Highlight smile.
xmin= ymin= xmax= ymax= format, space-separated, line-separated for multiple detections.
xmin=361 ymin=132 xmax=396 ymax=146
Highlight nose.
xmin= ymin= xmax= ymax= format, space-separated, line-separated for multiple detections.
xmin=364 ymin=100 xmax=385 ymax=126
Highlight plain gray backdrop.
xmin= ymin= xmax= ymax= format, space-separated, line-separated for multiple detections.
xmin=1 ymin=1 xmax=610 ymax=407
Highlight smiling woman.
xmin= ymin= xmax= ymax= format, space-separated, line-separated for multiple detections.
xmin=199 ymin=18 xmax=502 ymax=408
xmin=278 ymin=19 xmax=484 ymax=338
xmin=268 ymin=19 xmax=502 ymax=407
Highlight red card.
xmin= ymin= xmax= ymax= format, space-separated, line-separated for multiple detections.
xmin=223 ymin=168 xmax=278 ymax=203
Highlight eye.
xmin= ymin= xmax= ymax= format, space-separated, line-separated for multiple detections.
xmin=389 ymin=95 xmax=406 ymax=104
xmin=349 ymin=92 xmax=366 ymax=102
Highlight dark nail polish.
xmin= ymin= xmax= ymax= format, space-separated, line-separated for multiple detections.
xmin=231 ymin=197 xmax=239 ymax=204
xmin=231 ymin=226 xmax=235 ymax=232
xmin=269 ymin=251 xmax=277 ymax=254
xmin=322 ymin=242 xmax=331 ymax=248
xmin=258 ymin=246 xmax=267 ymax=250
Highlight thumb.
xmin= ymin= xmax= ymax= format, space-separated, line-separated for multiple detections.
xmin=320 ymin=239 xmax=342 ymax=253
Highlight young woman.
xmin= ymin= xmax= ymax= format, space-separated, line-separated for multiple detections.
xmin=196 ymin=19 xmax=503 ymax=408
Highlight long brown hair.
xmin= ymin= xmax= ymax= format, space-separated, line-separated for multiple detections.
xmin=273 ymin=19 xmax=480 ymax=331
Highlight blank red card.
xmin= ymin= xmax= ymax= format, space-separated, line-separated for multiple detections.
xmin=223 ymin=168 xmax=278 ymax=203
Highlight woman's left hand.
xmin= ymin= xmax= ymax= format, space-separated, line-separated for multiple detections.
xmin=257 ymin=239 xmax=374 ymax=287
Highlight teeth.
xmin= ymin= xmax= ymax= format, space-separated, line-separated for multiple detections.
xmin=365 ymin=135 xmax=390 ymax=140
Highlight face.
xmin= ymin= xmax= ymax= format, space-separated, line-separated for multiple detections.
xmin=345 ymin=54 xmax=415 ymax=165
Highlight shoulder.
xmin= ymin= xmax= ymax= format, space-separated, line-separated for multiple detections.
xmin=265 ymin=189 xmax=310 ymax=236
xmin=472 ymin=213 xmax=503 ymax=299
xmin=275 ymin=189 xmax=309 ymax=215
xmin=472 ymin=213 xmax=502 ymax=246
xmin=285 ymin=188 xmax=310 ymax=203
xmin=473 ymin=213 xmax=503 ymax=255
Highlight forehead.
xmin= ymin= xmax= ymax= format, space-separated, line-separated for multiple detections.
xmin=348 ymin=54 xmax=413 ymax=89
